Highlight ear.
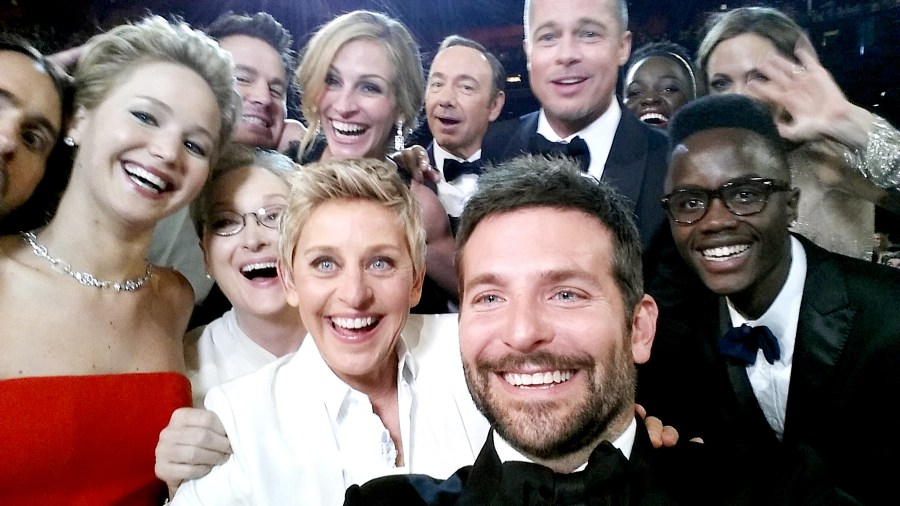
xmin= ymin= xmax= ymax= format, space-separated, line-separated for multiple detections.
xmin=785 ymin=187 xmax=801 ymax=225
xmin=630 ymin=294 xmax=658 ymax=365
xmin=408 ymin=267 xmax=425 ymax=308
xmin=199 ymin=236 xmax=212 ymax=275
xmin=67 ymin=106 xmax=89 ymax=145
xmin=618 ymin=30 xmax=633 ymax=67
xmin=488 ymin=91 xmax=506 ymax=122
xmin=278 ymin=258 xmax=301 ymax=307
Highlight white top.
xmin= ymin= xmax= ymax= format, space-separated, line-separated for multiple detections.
xmin=171 ymin=313 xmax=488 ymax=506
xmin=186 ymin=309 xmax=278 ymax=407
xmin=494 ymin=418 xmax=638 ymax=470
xmin=433 ymin=142 xmax=481 ymax=218
xmin=726 ymin=236 xmax=807 ymax=439
xmin=148 ymin=207 xmax=213 ymax=303
xmin=536 ymin=97 xmax=622 ymax=180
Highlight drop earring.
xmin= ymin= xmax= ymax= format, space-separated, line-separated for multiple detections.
xmin=393 ymin=120 xmax=405 ymax=151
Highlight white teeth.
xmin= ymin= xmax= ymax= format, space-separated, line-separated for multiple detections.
xmin=124 ymin=164 xmax=167 ymax=193
xmin=332 ymin=120 xmax=365 ymax=135
xmin=503 ymin=370 xmax=574 ymax=387
xmin=640 ymin=113 xmax=667 ymax=124
xmin=332 ymin=316 xmax=377 ymax=329
xmin=557 ymin=78 xmax=583 ymax=84
xmin=702 ymin=244 xmax=750 ymax=261
xmin=242 ymin=115 xmax=268 ymax=127
xmin=241 ymin=261 xmax=276 ymax=273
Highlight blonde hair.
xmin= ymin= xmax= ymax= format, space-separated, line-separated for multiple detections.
xmin=74 ymin=15 xmax=241 ymax=163
xmin=294 ymin=10 xmax=424 ymax=158
xmin=278 ymin=158 xmax=426 ymax=279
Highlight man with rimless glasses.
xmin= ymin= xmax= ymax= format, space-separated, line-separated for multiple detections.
xmin=640 ymin=94 xmax=900 ymax=504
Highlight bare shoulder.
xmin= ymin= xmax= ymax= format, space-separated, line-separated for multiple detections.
xmin=150 ymin=266 xmax=195 ymax=336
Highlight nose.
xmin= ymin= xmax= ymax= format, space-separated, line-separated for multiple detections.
xmin=244 ymin=78 xmax=273 ymax=107
xmin=698 ymin=197 xmax=739 ymax=232
xmin=149 ymin=128 xmax=180 ymax=164
xmin=338 ymin=265 xmax=374 ymax=309
xmin=0 ymin=115 xmax=20 ymax=158
xmin=333 ymin=87 xmax=359 ymax=117
xmin=640 ymin=91 xmax=661 ymax=106
xmin=240 ymin=215 xmax=272 ymax=251
xmin=554 ymin=33 xmax=582 ymax=65
xmin=501 ymin=295 xmax=553 ymax=352
xmin=436 ymin=84 xmax=456 ymax=108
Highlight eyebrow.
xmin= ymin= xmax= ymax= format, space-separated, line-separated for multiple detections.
xmin=465 ymin=267 xmax=595 ymax=289
xmin=235 ymin=64 xmax=285 ymax=86
xmin=137 ymin=95 xmax=215 ymax=141
xmin=0 ymin=88 xmax=60 ymax=141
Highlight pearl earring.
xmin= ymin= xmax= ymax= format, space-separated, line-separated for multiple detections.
xmin=64 ymin=136 xmax=75 ymax=147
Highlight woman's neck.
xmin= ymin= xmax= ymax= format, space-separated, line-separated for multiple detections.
xmin=234 ymin=307 xmax=305 ymax=357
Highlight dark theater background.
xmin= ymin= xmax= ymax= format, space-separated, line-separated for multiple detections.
xmin=3 ymin=0 xmax=898 ymax=231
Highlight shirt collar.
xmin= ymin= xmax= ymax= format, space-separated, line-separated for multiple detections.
xmin=433 ymin=141 xmax=481 ymax=177
xmin=493 ymin=417 xmax=637 ymax=469
xmin=536 ymin=98 xmax=621 ymax=177
xmin=727 ymin=236 xmax=807 ymax=359
xmin=317 ymin=335 xmax=417 ymax=424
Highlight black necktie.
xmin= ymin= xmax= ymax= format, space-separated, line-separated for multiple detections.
xmin=718 ymin=323 xmax=781 ymax=365
xmin=497 ymin=441 xmax=629 ymax=505
xmin=443 ymin=158 xmax=482 ymax=182
xmin=528 ymin=134 xmax=591 ymax=172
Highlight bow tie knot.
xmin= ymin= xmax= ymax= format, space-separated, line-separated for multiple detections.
xmin=498 ymin=441 xmax=629 ymax=504
xmin=528 ymin=134 xmax=591 ymax=172
xmin=718 ymin=323 xmax=781 ymax=365
xmin=442 ymin=158 xmax=482 ymax=182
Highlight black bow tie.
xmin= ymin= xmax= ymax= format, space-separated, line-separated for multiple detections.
xmin=528 ymin=134 xmax=591 ymax=172
xmin=497 ymin=441 xmax=629 ymax=505
xmin=718 ymin=323 xmax=781 ymax=365
xmin=443 ymin=158 xmax=482 ymax=182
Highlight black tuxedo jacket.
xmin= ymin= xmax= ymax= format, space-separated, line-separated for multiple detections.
xmin=481 ymin=106 xmax=669 ymax=255
xmin=640 ymin=236 xmax=900 ymax=504
xmin=344 ymin=416 xmax=853 ymax=505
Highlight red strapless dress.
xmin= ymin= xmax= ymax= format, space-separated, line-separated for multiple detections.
xmin=0 ymin=372 xmax=191 ymax=505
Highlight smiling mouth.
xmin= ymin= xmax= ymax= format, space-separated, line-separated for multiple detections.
xmin=639 ymin=112 xmax=668 ymax=125
xmin=553 ymin=77 xmax=587 ymax=86
xmin=701 ymin=244 xmax=750 ymax=262
xmin=503 ymin=369 xmax=575 ymax=387
xmin=332 ymin=120 xmax=367 ymax=137
xmin=241 ymin=114 xmax=271 ymax=129
xmin=124 ymin=163 xmax=169 ymax=193
xmin=240 ymin=261 xmax=277 ymax=280
xmin=331 ymin=316 xmax=379 ymax=331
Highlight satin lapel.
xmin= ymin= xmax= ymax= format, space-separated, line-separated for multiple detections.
xmin=426 ymin=142 xmax=436 ymax=169
xmin=716 ymin=299 xmax=780 ymax=448
xmin=784 ymin=239 xmax=855 ymax=440
xmin=457 ymin=432 xmax=504 ymax=506
xmin=601 ymin=108 xmax=646 ymax=206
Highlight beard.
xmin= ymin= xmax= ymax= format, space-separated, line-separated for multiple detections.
xmin=464 ymin=346 xmax=636 ymax=460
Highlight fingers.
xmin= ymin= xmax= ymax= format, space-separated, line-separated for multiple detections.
xmin=634 ymin=403 xmax=648 ymax=420
xmin=644 ymin=415 xmax=664 ymax=449
xmin=660 ymin=425 xmax=680 ymax=448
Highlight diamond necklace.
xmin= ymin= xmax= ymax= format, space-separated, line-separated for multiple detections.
xmin=21 ymin=231 xmax=153 ymax=292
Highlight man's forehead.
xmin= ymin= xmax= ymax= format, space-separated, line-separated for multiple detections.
xmin=431 ymin=46 xmax=490 ymax=75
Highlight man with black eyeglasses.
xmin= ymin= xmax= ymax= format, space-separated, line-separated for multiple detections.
xmin=639 ymin=94 xmax=899 ymax=505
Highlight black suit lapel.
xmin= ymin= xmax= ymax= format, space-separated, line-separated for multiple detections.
xmin=783 ymin=237 xmax=855 ymax=442
xmin=601 ymin=109 xmax=647 ymax=206
xmin=426 ymin=142 xmax=436 ymax=169
xmin=715 ymin=300 xmax=781 ymax=450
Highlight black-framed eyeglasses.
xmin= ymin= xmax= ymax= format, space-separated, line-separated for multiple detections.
xmin=206 ymin=205 xmax=286 ymax=236
xmin=660 ymin=177 xmax=791 ymax=225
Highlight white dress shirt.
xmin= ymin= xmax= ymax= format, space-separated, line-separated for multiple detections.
xmin=726 ymin=236 xmax=807 ymax=440
xmin=536 ymin=97 xmax=622 ymax=180
xmin=433 ymin=142 xmax=481 ymax=218
xmin=171 ymin=313 xmax=488 ymax=506
xmin=185 ymin=309 xmax=278 ymax=407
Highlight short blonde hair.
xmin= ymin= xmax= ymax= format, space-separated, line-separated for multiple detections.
xmin=294 ymin=10 xmax=424 ymax=157
xmin=74 ymin=15 xmax=241 ymax=163
xmin=278 ymin=158 xmax=426 ymax=279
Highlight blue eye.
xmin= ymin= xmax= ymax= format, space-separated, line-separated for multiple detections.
xmin=315 ymin=258 xmax=336 ymax=272
xmin=132 ymin=111 xmax=158 ymax=126
xmin=184 ymin=140 xmax=208 ymax=157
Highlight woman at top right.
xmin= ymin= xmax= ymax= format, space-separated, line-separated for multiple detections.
xmin=697 ymin=6 xmax=899 ymax=260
